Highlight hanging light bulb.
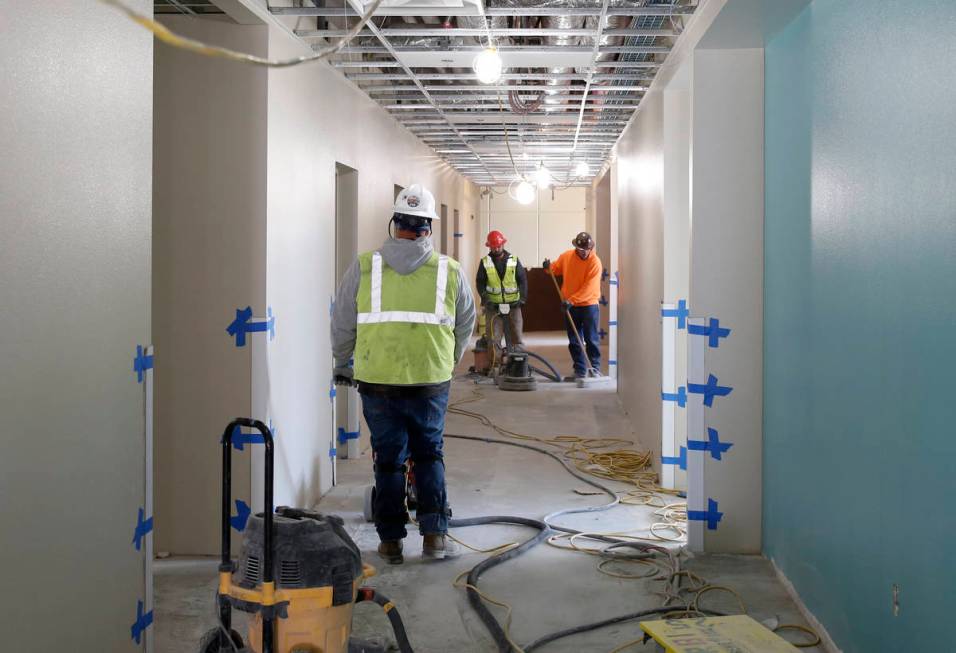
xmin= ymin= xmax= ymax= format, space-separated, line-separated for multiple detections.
xmin=535 ymin=163 xmax=552 ymax=189
xmin=574 ymin=160 xmax=590 ymax=178
xmin=473 ymin=47 xmax=503 ymax=84
xmin=514 ymin=180 xmax=535 ymax=205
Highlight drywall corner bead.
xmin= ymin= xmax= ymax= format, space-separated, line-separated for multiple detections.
xmin=687 ymin=374 xmax=733 ymax=407
xmin=132 ymin=507 xmax=153 ymax=551
xmin=687 ymin=427 xmax=733 ymax=460
xmin=661 ymin=299 xmax=689 ymax=328
xmin=661 ymin=386 xmax=688 ymax=407
xmin=688 ymin=317 xmax=731 ymax=348
xmin=226 ymin=306 xmax=276 ymax=347
xmin=131 ymin=600 xmax=153 ymax=644
xmin=687 ymin=498 xmax=723 ymax=530
xmin=133 ymin=344 xmax=154 ymax=383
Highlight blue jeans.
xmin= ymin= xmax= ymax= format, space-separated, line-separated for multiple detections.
xmin=361 ymin=389 xmax=450 ymax=541
xmin=566 ymin=304 xmax=601 ymax=376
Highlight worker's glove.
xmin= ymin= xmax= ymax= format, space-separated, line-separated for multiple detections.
xmin=542 ymin=258 xmax=551 ymax=270
xmin=333 ymin=366 xmax=356 ymax=387
xmin=561 ymin=300 xmax=572 ymax=311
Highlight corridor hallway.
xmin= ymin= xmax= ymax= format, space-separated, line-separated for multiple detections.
xmin=156 ymin=334 xmax=822 ymax=652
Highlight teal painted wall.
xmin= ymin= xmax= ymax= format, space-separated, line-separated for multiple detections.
xmin=764 ymin=2 xmax=956 ymax=651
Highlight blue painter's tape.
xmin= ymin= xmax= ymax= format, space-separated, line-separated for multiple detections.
xmin=598 ymin=328 xmax=608 ymax=340
xmin=661 ymin=386 xmax=687 ymax=408
xmin=609 ymin=277 xmax=619 ymax=286
xmin=599 ymin=295 xmax=609 ymax=306
xmin=228 ymin=424 xmax=266 ymax=451
xmin=133 ymin=345 xmax=153 ymax=383
xmin=687 ymin=427 xmax=733 ymax=460
xmin=688 ymin=317 xmax=731 ymax=348
xmin=609 ymin=320 xmax=618 ymax=327
xmin=453 ymin=232 xmax=464 ymax=238
xmin=329 ymin=381 xmax=337 ymax=401
xmin=329 ymin=446 xmax=337 ymax=458
xmin=661 ymin=446 xmax=687 ymax=470
xmin=230 ymin=499 xmax=251 ymax=532
xmin=687 ymin=498 xmax=723 ymax=530
xmin=687 ymin=374 xmax=733 ymax=407
xmin=602 ymin=269 xmax=609 ymax=281
xmin=661 ymin=299 xmax=689 ymax=329
xmin=608 ymin=360 xmax=618 ymax=366
xmin=131 ymin=600 xmax=153 ymax=644
xmin=226 ymin=306 xmax=276 ymax=347
xmin=132 ymin=507 xmax=153 ymax=551
xmin=337 ymin=427 xmax=360 ymax=444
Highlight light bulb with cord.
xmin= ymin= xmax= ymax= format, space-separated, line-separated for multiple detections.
xmin=473 ymin=45 xmax=503 ymax=84
xmin=535 ymin=162 xmax=552 ymax=189
xmin=510 ymin=179 xmax=536 ymax=205
xmin=574 ymin=160 xmax=590 ymax=178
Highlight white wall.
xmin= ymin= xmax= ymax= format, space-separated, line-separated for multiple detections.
xmin=480 ymin=186 xmax=587 ymax=267
xmin=690 ymin=47 xmax=764 ymax=553
xmin=0 ymin=1 xmax=153 ymax=648
xmin=153 ymin=17 xmax=268 ymax=555
xmin=262 ymin=23 xmax=481 ymax=511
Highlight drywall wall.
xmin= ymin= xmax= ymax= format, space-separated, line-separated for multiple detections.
xmin=764 ymin=1 xmax=956 ymax=649
xmin=0 ymin=1 xmax=152 ymax=649
xmin=690 ymin=47 xmax=764 ymax=553
xmin=480 ymin=187 xmax=587 ymax=270
xmin=613 ymin=90 xmax=665 ymax=453
xmin=262 ymin=22 xmax=481 ymax=511
xmin=153 ymin=17 xmax=268 ymax=555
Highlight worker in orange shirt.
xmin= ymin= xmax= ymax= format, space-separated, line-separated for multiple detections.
xmin=542 ymin=232 xmax=603 ymax=379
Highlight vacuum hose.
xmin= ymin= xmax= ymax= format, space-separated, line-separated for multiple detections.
xmin=356 ymin=588 xmax=415 ymax=653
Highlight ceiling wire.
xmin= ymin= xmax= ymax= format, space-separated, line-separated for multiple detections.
xmin=101 ymin=0 xmax=386 ymax=68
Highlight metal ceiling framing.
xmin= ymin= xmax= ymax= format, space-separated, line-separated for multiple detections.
xmin=159 ymin=1 xmax=697 ymax=187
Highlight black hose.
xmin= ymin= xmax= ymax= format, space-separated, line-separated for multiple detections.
xmin=357 ymin=588 xmax=415 ymax=653
xmin=522 ymin=606 xmax=725 ymax=652
xmin=524 ymin=350 xmax=562 ymax=382
xmin=447 ymin=515 xmax=550 ymax=653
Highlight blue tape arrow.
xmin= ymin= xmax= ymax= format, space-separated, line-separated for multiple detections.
xmin=661 ymin=300 xmax=689 ymax=329
xmin=687 ymin=498 xmax=723 ymax=530
xmin=132 ymin=507 xmax=153 ymax=551
xmin=688 ymin=317 xmax=731 ymax=348
xmin=661 ymin=446 xmax=687 ymax=470
xmin=337 ymin=427 xmax=360 ymax=444
xmin=133 ymin=345 xmax=153 ymax=383
xmin=661 ymin=386 xmax=687 ymax=408
xmin=230 ymin=499 xmax=251 ymax=532
xmin=598 ymin=328 xmax=608 ymax=340
xmin=226 ymin=306 xmax=276 ymax=347
xmin=687 ymin=427 xmax=733 ymax=460
xmin=131 ymin=600 xmax=153 ymax=644
xmin=687 ymin=374 xmax=733 ymax=407
xmin=229 ymin=425 xmax=265 ymax=451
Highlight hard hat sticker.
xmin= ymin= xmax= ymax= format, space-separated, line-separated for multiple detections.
xmin=407 ymin=195 xmax=420 ymax=207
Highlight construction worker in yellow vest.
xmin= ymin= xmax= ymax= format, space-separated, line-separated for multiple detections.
xmin=476 ymin=230 xmax=528 ymax=351
xmin=331 ymin=184 xmax=476 ymax=565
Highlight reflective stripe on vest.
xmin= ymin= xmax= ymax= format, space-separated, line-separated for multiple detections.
xmin=358 ymin=251 xmax=453 ymax=326
xmin=482 ymin=256 xmax=520 ymax=302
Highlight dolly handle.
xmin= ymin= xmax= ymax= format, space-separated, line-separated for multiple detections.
xmin=219 ymin=418 xmax=275 ymax=580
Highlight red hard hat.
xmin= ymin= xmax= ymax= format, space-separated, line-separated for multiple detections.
xmin=486 ymin=230 xmax=507 ymax=248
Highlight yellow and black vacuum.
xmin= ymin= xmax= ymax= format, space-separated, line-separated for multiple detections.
xmin=199 ymin=418 xmax=414 ymax=653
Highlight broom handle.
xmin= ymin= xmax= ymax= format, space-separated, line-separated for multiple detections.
xmin=548 ymin=268 xmax=591 ymax=367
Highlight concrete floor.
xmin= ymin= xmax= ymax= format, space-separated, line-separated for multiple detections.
xmin=155 ymin=333 xmax=823 ymax=652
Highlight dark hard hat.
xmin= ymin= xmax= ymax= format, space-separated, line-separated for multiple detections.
xmin=572 ymin=232 xmax=595 ymax=250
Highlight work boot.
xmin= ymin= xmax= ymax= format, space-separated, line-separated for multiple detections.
xmin=422 ymin=534 xmax=461 ymax=561
xmin=377 ymin=540 xmax=404 ymax=565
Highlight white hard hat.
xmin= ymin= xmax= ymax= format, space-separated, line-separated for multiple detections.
xmin=394 ymin=184 xmax=440 ymax=221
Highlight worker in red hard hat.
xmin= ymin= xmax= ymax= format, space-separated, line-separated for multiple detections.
xmin=476 ymin=230 xmax=527 ymax=352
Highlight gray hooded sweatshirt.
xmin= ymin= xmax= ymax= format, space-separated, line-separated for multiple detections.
xmin=331 ymin=236 xmax=476 ymax=380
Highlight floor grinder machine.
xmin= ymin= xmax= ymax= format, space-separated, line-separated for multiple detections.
xmin=199 ymin=418 xmax=414 ymax=653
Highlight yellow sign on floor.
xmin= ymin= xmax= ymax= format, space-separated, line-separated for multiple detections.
xmin=640 ymin=615 xmax=800 ymax=653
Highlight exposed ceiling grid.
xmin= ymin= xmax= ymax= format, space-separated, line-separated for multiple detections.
xmin=157 ymin=1 xmax=697 ymax=187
